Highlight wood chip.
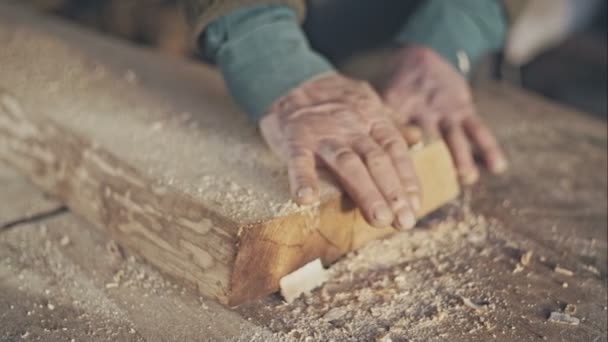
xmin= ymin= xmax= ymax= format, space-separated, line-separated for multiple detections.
xmin=548 ymin=312 xmax=579 ymax=325
xmin=520 ymin=250 xmax=533 ymax=266
xmin=461 ymin=297 xmax=489 ymax=312
xmin=554 ymin=266 xmax=574 ymax=276
xmin=582 ymin=264 xmax=601 ymax=276
xmin=279 ymin=259 xmax=328 ymax=303
xmin=512 ymin=263 xmax=524 ymax=274
xmin=106 ymin=240 xmax=124 ymax=261
xmin=323 ymin=307 xmax=347 ymax=324
xmin=59 ymin=235 xmax=70 ymax=246
xmin=565 ymin=304 xmax=577 ymax=314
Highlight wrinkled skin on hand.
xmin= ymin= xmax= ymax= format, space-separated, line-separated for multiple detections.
xmin=260 ymin=72 xmax=420 ymax=230
xmin=382 ymin=46 xmax=508 ymax=184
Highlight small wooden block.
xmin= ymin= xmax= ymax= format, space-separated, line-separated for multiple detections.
xmin=0 ymin=5 xmax=459 ymax=305
xmin=280 ymin=258 xmax=329 ymax=303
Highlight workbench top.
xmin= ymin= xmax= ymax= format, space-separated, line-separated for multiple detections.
xmin=2 ymin=83 xmax=606 ymax=341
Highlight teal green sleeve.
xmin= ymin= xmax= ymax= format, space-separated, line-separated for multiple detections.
xmin=202 ymin=5 xmax=333 ymax=121
xmin=395 ymin=0 xmax=507 ymax=76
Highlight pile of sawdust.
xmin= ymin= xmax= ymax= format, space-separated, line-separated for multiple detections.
xmin=242 ymin=195 xmax=505 ymax=341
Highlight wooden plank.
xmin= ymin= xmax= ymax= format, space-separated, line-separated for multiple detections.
xmin=0 ymin=4 xmax=459 ymax=305
xmin=0 ymin=161 xmax=272 ymax=341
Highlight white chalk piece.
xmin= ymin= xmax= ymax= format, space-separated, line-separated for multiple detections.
xmin=280 ymin=258 xmax=329 ymax=303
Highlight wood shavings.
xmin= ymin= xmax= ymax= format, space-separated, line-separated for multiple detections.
xmin=554 ymin=266 xmax=574 ymax=277
xmin=548 ymin=312 xmax=580 ymax=325
xmin=106 ymin=240 xmax=124 ymax=262
xmin=520 ymin=250 xmax=533 ymax=266
xmin=245 ymin=203 xmax=509 ymax=341
xmin=564 ymin=304 xmax=577 ymax=315
xmin=59 ymin=235 xmax=70 ymax=246
xmin=323 ymin=307 xmax=348 ymax=325
xmin=582 ymin=264 xmax=601 ymax=276
xmin=513 ymin=263 xmax=524 ymax=274
xmin=461 ymin=297 xmax=489 ymax=312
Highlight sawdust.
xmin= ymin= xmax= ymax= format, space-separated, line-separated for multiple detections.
xmin=242 ymin=197 xmax=512 ymax=341
xmin=0 ymin=214 xmax=274 ymax=341
xmin=0 ymin=224 xmax=141 ymax=341
xmin=0 ymin=14 xmax=336 ymax=224
xmin=547 ymin=312 xmax=580 ymax=325
xmin=554 ymin=265 xmax=574 ymax=277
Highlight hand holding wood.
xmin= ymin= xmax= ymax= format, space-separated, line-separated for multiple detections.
xmin=260 ymin=72 xmax=420 ymax=230
xmin=382 ymin=46 xmax=508 ymax=184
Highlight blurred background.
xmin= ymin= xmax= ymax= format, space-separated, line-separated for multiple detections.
xmin=9 ymin=0 xmax=608 ymax=120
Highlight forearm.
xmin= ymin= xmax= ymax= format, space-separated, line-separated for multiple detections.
xmin=201 ymin=4 xmax=333 ymax=121
xmin=395 ymin=0 xmax=507 ymax=76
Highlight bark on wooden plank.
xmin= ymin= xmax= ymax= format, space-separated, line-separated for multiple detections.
xmin=0 ymin=4 xmax=460 ymax=305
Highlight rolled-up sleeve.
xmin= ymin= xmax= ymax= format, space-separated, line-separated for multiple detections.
xmin=203 ymin=5 xmax=333 ymax=121
xmin=180 ymin=0 xmax=306 ymax=45
xmin=395 ymin=0 xmax=507 ymax=76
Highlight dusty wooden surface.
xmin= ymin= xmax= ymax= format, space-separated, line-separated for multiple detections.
xmin=0 ymin=3 xmax=459 ymax=305
xmin=2 ymin=78 xmax=606 ymax=342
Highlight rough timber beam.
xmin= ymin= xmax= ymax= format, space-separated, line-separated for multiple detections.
xmin=0 ymin=4 xmax=459 ymax=305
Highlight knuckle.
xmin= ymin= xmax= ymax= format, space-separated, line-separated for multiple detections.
xmin=371 ymin=122 xmax=394 ymax=138
xmin=362 ymin=149 xmax=388 ymax=166
xmin=362 ymin=196 xmax=384 ymax=209
xmin=294 ymin=174 xmax=313 ymax=185
xmin=335 ymin=149 xmax=359 ymax=167
xmin=287 ymin=147 xmax=310 ymax=160
xmin=402 ymin=176 xmax=420 ymax=189
xmin=382 ymin=138 xmax=403 ymax=152
xmin=441 ymin=117 xmax=460 ymax=131
xmin=385 ymin=190 xmax=405 ymax=204
xmin=355 ymin=80 xmax=372 ymax=91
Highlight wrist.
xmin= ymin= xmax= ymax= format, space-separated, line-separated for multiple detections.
xmin=203 ymin=5 xmax=334 ymax=121
xmin=394 ymin=0 xmax=507 ymax=77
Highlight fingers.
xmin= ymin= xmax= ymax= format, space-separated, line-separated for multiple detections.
xmin=398 ymin=124 xmax=423 ymax=146
xmin=415 ymin=114 xmax=441 ymax=139
xmin=463 ymin=116 xmax=508 ymax=174
xmin=441 ymin=119 xmax=480 ymax=185
xmin=318 ymin=141 xmax=394 ymax=228
xmin=370 ymin=123 xmax=421 ymax=212
xmin=286 ymin=147 xmax=320 ymax=205
xmin=353 ymin=136 xmax=416 ymax=230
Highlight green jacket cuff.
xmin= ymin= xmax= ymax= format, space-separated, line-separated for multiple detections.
xmin=395 ymin=0 xmax=507 ymax=76
xmin=202 ymin=5 xmax=333 ymax=121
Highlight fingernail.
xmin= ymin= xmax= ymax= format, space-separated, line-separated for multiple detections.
xmin=296 ymin=187 xmax=315 ymax=201
xmin=397 ymin=209 xmax=416 ymax=230
xmin=491 ymin=158 xmax=508 ymax=174
xmin=409 ymin=194 xmax=421 ymax=212
xmin=459 ymin=169 xmax=479 ymax=185
xmin=373 ymin=205 xmax=393 ymax=226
